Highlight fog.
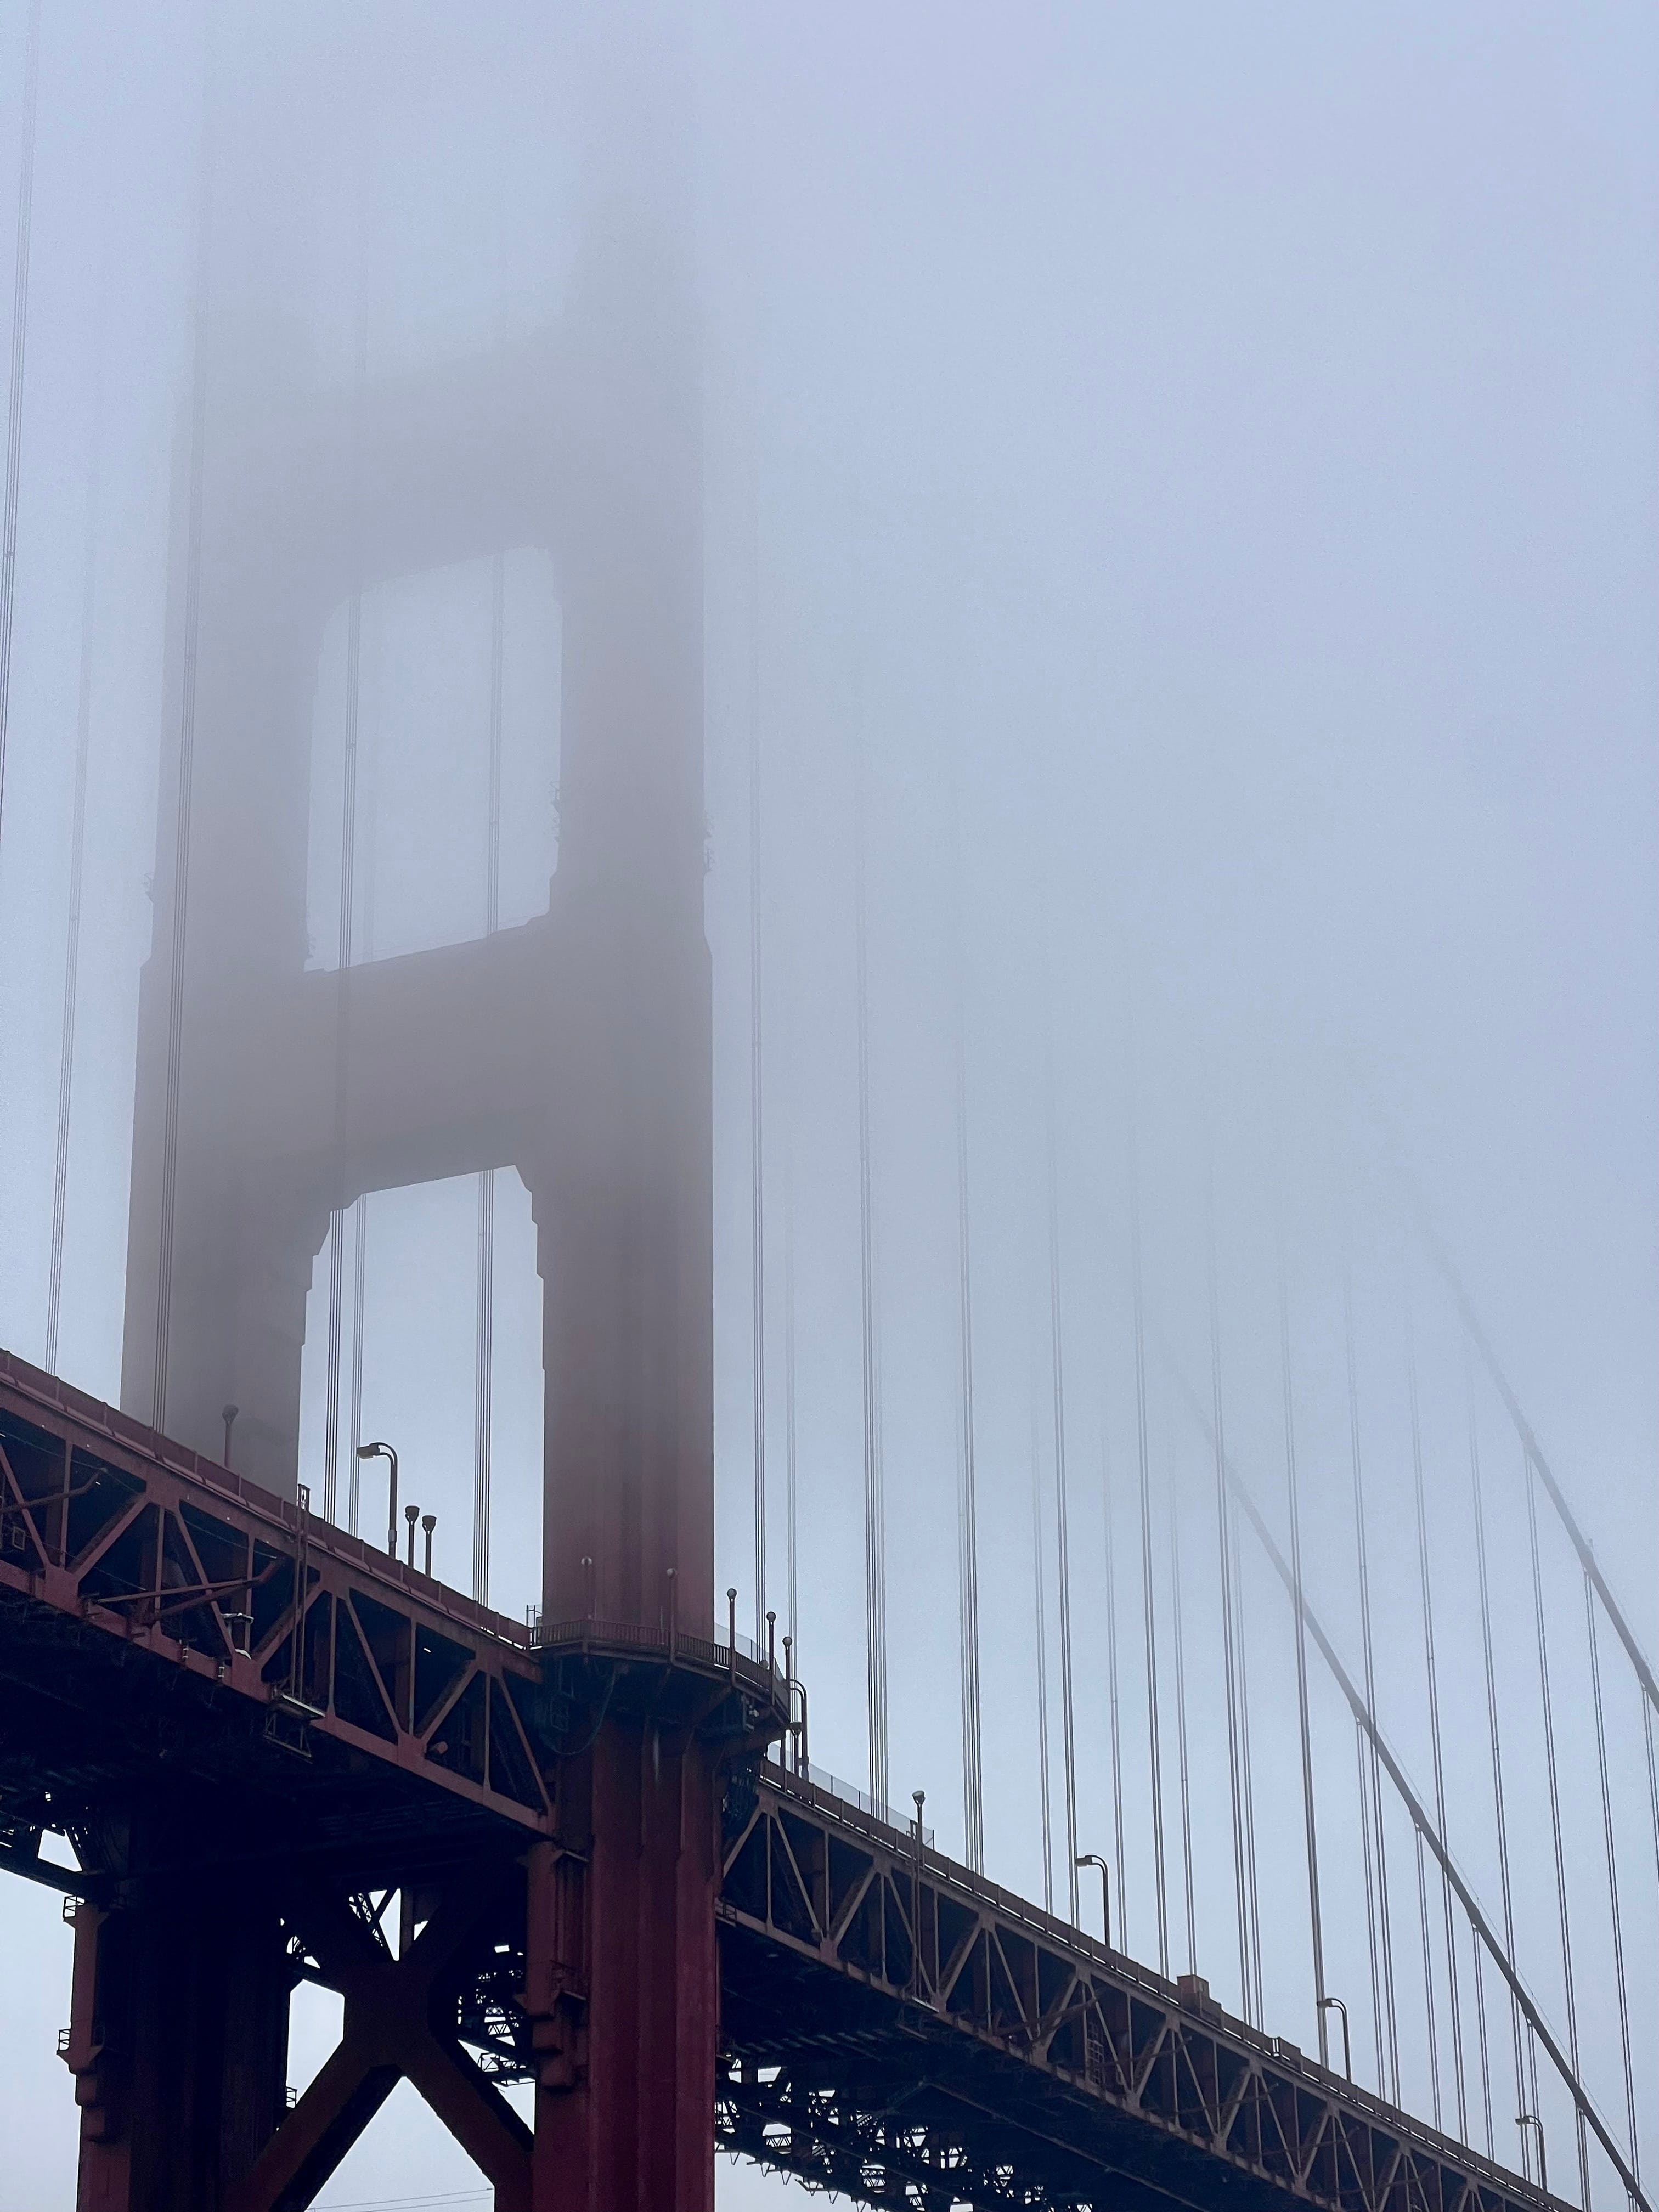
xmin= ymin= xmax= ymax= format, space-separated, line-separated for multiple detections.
xmin=0 ymin=4 xmax=1654 ymax=2207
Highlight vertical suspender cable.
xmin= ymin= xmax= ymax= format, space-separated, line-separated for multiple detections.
xmin=1584 ymin=1567 xmax=1640 ymax=2191
xmin=1410 ymin=1318 xmax=1468 ymax=2140
xmin=1523 ymin=1449 xmax=1592 ymax=2207
xmin=322 ymin=281 xmax=369 ymax=1526
xmin=321 ymin=583 xmax=362 ymax=1522
xmin=348 ymin=1194 xmax=368 ymax=1533
xmin=854 ymin=730 xmax=886 ymax=1807
xmin=1170 ymin=1483 xmax=1198 ymax=1974
xmin=1472 ymin=1925 xmax=1497 ymax=2156
xmin=1048 ymin=1078 xmax=1080 ymax=1924
xmin=1280 ymin=1260 xmax=1329 ymax=2064
xmin=783 ymin=1080 xmax=798 ymax=1675
xmin=472 ymin=551 xmax=504 ymax=1605
xmin=1356 ymin=1716 xmax=1386 ymax=2089
xmin=1207 ymin=1190 xmax=1254 ymax=2022
xmin=1102 ymin=1437 xmax=1128 ymax=1948
xmin=46 ymin=290 xmax=105 ymax=1376
xmin=151 ymin=20 xmax=218 ymax=1430
xmin=1032 ymin=1392 xmax=1054 ymax=1912
xmin=1131 ymin=1139 xmax=1169 ymax=1974
xmin=1414 ymin=1822 xmax=1444 ymax=2129
xmin=1233 ymin=1501 xmax=1266 ymax=2026
xmin=1346 ymin=1290 xmax=1399 ymax=2095
xmin=951 ymin=771 xmax=983 ymax=1873
xmin=347 ymin=577 xmax=377 ymax=1538
xmin=748 ymin=501 xmax=766 ymax=1645
xmin=1466 ymin=1353 xmax=1530 ymax=2164
xmin=0 ymin=0 xmax=41 ymax=864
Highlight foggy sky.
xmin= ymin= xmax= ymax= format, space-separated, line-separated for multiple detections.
xmin=0 ymin=5 xmax=1653 ymax=2207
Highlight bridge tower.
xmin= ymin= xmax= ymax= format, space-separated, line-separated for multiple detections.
xmin=91 ymin=10 xmax=721 ymax=2208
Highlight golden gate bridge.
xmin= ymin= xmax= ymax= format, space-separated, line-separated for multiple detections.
xmin=0 ymin=5 xmax=1652 ymax=2209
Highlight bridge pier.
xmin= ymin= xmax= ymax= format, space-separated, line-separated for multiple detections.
xmin=529 ymin=1723 xmax=721 ymax=2212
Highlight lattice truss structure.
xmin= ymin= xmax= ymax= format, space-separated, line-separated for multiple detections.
xmin=716 ymin=1771 xmax=1555 ymax=2212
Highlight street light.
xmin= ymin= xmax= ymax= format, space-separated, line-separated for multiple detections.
xmin=1516 ymin=2115 xmax=1547 ymax=2193
xmin=357 ymin=1441 xmax=399 ymax=1558
xmin=1318 ymin=1995 xmax=1352 ymax=2081
xmin=1076 ymin=1854 xmax=1110 ymax=1946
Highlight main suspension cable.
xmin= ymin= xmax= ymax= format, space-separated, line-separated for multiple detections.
xmin=1279 ymin=1261 xmax=1328 ymax=2064
xmin=1177 ymin=1349 xmax=1652 ymax=2212
xmin=0 ymin=0 xmax=41 ymax=866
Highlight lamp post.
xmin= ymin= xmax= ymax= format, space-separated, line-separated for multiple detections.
xmin=404 ymin=1502 xmax=419 ymax=1566
xmin=1516 ymin=2115 xmax=1547 ymax=2193
xmin=356 ymin=1440 xmax=399 ymax=1558
xmin=1318 ymin=1995 xmax=1352 ymax=2081
xmin=421 ymin=1513 xmax=436 ymax=1577
xmin=1076 ymin=1854 xmax=1111 ymax=1946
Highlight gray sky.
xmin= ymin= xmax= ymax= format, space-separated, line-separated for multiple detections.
xmin=0 ymin=4 xmax=1654 ymax=2205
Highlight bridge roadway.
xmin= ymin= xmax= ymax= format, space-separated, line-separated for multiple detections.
xmin=0 ymin=1350 xmax=1557 ymax=2212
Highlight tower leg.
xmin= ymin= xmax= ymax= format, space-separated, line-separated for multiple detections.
xmin=65 ymin=1878 xmax=290 ymax=2212
xmin=529 ymin=1718 xmax=719 ymax=2211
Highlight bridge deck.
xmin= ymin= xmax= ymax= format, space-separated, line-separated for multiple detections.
xmin=718 ymin=1764 xmax=1559 ymax=2212
xmin=0 ymin=1351 xmax=1560 ymax=2212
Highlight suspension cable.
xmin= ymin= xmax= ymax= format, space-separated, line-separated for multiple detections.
xmin=784 ymin=1099 xmax=799 ymax=1680
xmin=0 ymin=0 xmax=41 ymax=866
xmin=1466 ymin=1351 xmax=1530 ymax=2152
xmin=1413 ymin=1848 xmax=1445 ymax=2138
xmin=1170 ymin=1481 xmax=1198 ymax=1976
xmin=1048 ymin=1088 xmax=1080 ymax=1926
xmin=1279 ymin=1263 xmax=1328 ymax=2064
xmin=748 ymin=510 xmax=766 ymax=1646
xmin=471 ymin=551 xmax=504 ymax=1605
xmin=1523 ymin=1450 xmax=1591 ymax=2206
xmin=1185 ymin=1359 xmax=1652 ymax=2212
xmin=1409 ymin=1314 xmax=1469 ymax=2140
xmin=854 ymin=733 xmax=886 ymax=1808
xmin=1207 ymin=1193 xmax=1254 ymax=2022
xmin=1584 ymin=1566 xmax=1640 ymax=2190
xmin=1419 ymin=1217 xmax=1659 ymax=1722
xmin=1356 ymin=1715 xmax=1386 ymax=2091
xmin=46 ymin=289 xmax=104 ymax=1376
xmin=151 ymin=22 xmax=218 ymax=1430
xmin=321 ymin=577 xmax=363 ymax=1525
xmin=1101 ymin=1436 xmax=1128 ymax=1951
xmin=1233 ymin=1498 xmax=1266 ymax=2027
xmin=951 ymin=768 xmax=983 ymax=1872
xmin=1472 ymin=1931 xmax=1496 ymax=2157
xmin=1131 ymin=1149 xmax=1169 ymax=1974
xmin=1346 ymin=1290 xmax=1398 ymax=2096
xmin=1032 ymin=1391 xmax=1053 ymax=1914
